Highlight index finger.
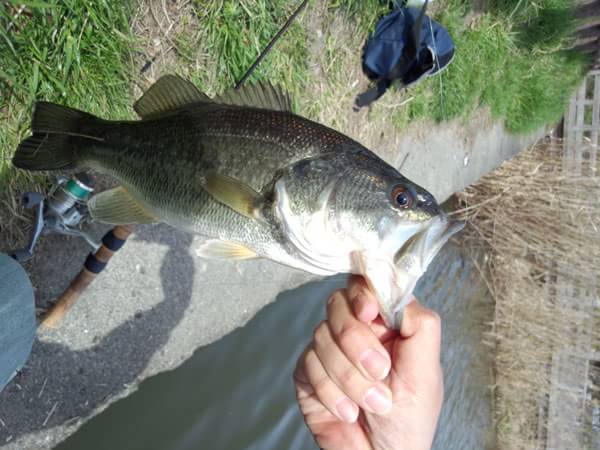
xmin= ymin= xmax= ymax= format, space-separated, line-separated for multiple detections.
xmin=347 ymin=275 xmax=379 ymax=323
xmin=348 ymin=275 xmax=404 ymax=343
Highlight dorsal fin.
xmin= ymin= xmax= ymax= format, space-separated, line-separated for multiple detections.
xmin=213 ymin=82 xmax=293 ymax=112
xmin=134 ymin=75 xmax=212 ymax=119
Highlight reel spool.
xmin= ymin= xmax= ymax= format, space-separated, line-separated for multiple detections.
xmin=11 ymin=173 xmax=100 ymax=262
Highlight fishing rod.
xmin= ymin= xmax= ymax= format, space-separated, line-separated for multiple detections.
xmin=40 ymin=224 xmax=134 ymax=328
xmin=21 ymin=0 xmax=309 ymax=328
xmin=9 ymin=174 xmax=133 ymax=328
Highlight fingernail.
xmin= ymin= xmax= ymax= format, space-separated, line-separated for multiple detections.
xmin=360 ymin=349 xmax=390 ymax=380
xmin=352 ymin=291 xmax=367 ymax=305
xmin=364 ymin=385 xmax=392 ymax=414
xmin=352 ymin=295 xmax=367 ymax=317
xmin=353 ymin=294 xmax=378 ymax=322
xmin=350 ymin=294 xmax=361 ymax=310
xmin=336 ymin=397 xmax=359 ymax=423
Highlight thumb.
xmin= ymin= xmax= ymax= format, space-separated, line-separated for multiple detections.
xmin=391 ymin=298 xmax=442 ymax=387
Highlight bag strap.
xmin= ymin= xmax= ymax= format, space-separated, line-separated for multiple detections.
xmin=354 ymin=79 xmax=392 ymax=110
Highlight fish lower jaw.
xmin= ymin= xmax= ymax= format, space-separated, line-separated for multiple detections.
xmin=378 ymin=273 xmax=422 ymax=329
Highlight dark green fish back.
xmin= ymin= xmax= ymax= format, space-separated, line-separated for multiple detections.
xmin=85 ymin=105 xmax=354 ymax=186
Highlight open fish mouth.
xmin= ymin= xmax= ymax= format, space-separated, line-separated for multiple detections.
xmin=356 ymin=214 xmax=464 ymax=330
xmin=395 ymin=215 xmax=465 ymax=271
xmin=389 ymin=214 xmax=465 ymax=327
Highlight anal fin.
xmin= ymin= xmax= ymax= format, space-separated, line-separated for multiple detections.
xmin=195 ymin=239 xmax=258 ymax=260
xmin=88 ymin=186 xmax=157 ymax=225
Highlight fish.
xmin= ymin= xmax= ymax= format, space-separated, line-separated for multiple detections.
xmin=12 ymin=74 xmax=463 ymax=328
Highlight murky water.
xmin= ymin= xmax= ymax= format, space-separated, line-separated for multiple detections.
xmin=57 ymin=244 xmax=494 ymax=450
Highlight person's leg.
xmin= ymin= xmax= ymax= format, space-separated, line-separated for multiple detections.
xmin=0 ymin=253 xmax=36 ymax=392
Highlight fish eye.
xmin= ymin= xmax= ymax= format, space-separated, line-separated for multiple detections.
xmin=391 ymin=185 xmax=413 ymax=209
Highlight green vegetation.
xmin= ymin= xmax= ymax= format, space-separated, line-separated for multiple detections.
xmin=327 ymin=0 xmax=389 ymax=34
xmin=441 ymin=0 xmax=584 ymax=133
xmin=182 ymin=1 xmax=308 ymax=106
xmin=332 ymin=0 xmax=586 ymax=133
xmin=0 ymin=0 xmax=136 ymax=224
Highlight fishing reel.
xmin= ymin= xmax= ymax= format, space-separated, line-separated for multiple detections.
xmin=11 ymin=173 xmax=101 ymax=262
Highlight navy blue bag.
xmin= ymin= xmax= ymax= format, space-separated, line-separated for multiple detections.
xmin=355 ymin=1 xmax=455 ymax=109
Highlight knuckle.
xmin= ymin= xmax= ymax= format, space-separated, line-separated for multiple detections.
xmin=296 ymin=347 xmax=311 ymax=370
xmin=302 ymin=348 xmax=314 ymax=366
xmin=294 ymin=354 xmax=304 ymax=375
xmin=292 ymin=365 xmax=306 ymax=385
xmin=313 ymin=321 xmax=328 ymax=343
xmin=337 ymin=323 xmax=364 ymax=351
xmin=327 ymin=289 xmax=346 ymax=309
xmin=303 ymin=349 xmax=321 ymax=377
xmin=313 ymin=375 xmax=334 ymax=398
xmin=337 ymin=365 xmax=361 ymax=389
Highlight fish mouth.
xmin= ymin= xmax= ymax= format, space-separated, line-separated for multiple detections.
xmin=357 ymin=214 xmax=464 ymax=330
xmin=395 ymin=215 xmax=465 ymax=271
xmin=385 ymin=214 xmax=464 ymax=328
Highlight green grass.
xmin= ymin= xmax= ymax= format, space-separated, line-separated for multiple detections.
xmin=331 ymin=0 xmax=586 ymax=134
xmin=0 ymin=0 xmax=136 ymax=223
xmin=327 ymin=0 xmax=389 ymax=35
xmin=179 ymin=1 xmax=309 ymax=107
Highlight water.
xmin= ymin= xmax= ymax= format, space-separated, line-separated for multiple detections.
xmin=57 ymin=244 xmax=494 ymax=450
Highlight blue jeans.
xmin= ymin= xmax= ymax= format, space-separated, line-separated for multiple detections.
xmin=0 ymin=253 xmax=36 ymax=392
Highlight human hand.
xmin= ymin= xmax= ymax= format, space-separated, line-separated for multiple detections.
xmin=294 ymin=276 xmax=443 ymax=450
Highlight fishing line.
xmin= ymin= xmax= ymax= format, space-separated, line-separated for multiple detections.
xmin=398 ymin=152 xmax=410 ymax=171
xmin=428 ymin=14 xmax=446 ymax=121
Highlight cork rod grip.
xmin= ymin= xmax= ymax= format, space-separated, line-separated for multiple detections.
xmin=41 ymin=225 xmax=134 ymax=328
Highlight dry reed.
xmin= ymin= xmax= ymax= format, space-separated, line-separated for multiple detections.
xmin=456 ymin=139 xmax=600 ymax=449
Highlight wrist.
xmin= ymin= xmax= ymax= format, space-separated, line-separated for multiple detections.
xmin=366 ymin=410 xmax=437 ymax=450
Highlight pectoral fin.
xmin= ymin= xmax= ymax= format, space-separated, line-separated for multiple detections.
xmin=204 ymin=174 xmax=264 ymax=221
xmin=195 ymin=239 xmax=258 ymax=260
xmin=88 ymin=186 xmax=157 ymax=224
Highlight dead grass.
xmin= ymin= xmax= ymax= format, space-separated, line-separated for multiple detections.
xmin=456 ymin=139 xmax=600 ymax=449
xmin=298 ymin=2 xmax=416 ymax=157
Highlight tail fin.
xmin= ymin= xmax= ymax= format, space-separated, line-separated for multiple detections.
xmin=12 ymin=102 xmax=100 ymax=171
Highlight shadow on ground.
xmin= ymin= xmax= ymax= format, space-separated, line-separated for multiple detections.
xmin=0 ymin=225 xmax=194 ymax=445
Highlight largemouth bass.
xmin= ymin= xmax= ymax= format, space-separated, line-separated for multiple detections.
xmin=13 ymin=75 xmax=462 ymax=328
